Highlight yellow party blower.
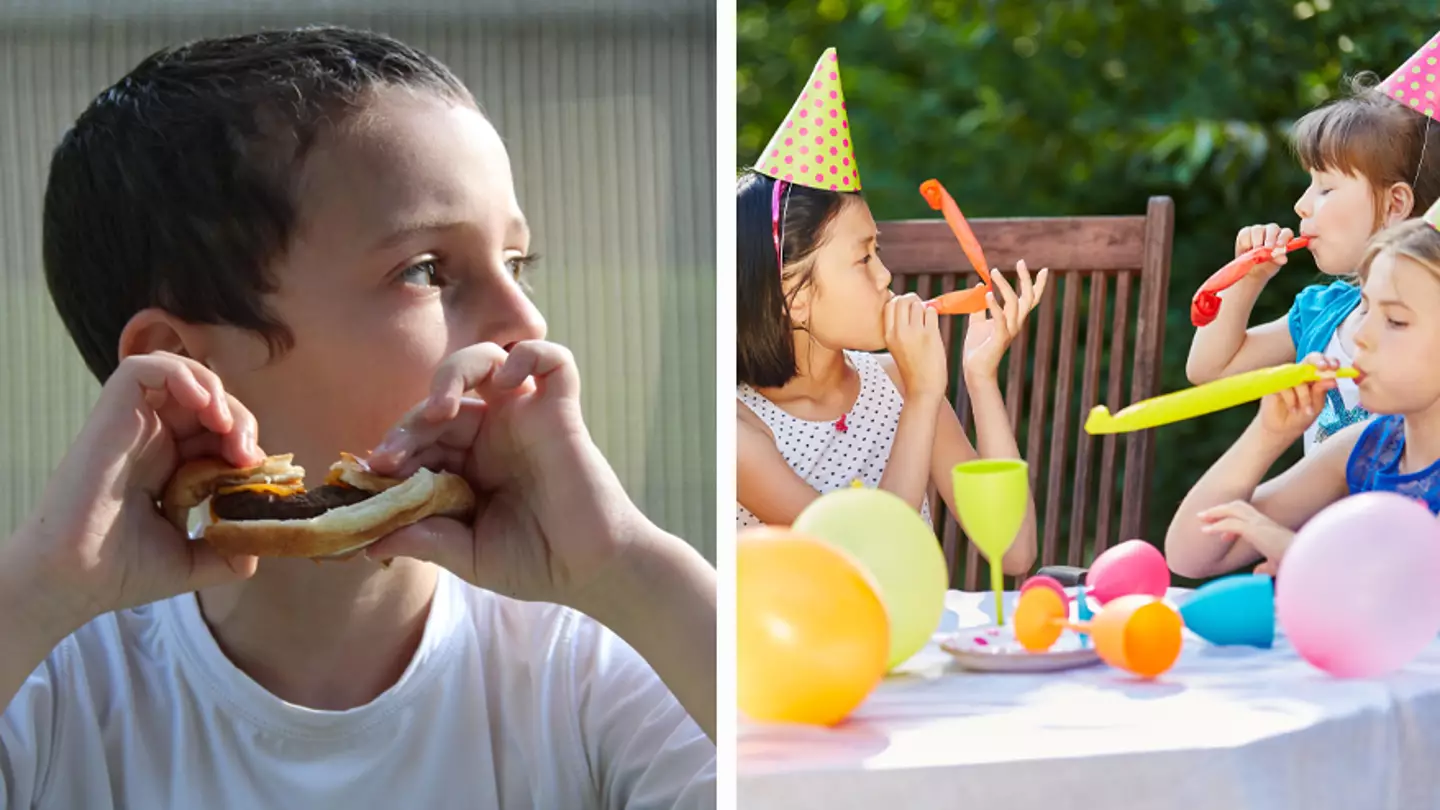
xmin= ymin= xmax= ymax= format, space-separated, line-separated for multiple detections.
xmin=1084 ymin=362 xmax=1359 ymax=435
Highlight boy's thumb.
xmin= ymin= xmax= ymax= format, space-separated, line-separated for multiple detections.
xmin=365 ymin=517 xmax=472 ymax=571
xmin=186 ymin=546 xmax=258 ymax=590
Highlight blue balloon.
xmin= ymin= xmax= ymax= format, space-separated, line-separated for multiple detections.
xmin=1180 ymin=574 xmax=1275 ymax=649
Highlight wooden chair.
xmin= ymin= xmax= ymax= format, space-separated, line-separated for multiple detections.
xmin=881 ymin=197 xmax=1175 ymax=591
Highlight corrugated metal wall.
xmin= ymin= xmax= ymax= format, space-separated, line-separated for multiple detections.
xmin=0 ymin=6 xmax=717 ymax=560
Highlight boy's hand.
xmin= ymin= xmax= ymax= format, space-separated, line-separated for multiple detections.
xmin=364 ymin=341 xmax=644 ymax=607
xmin=1198 ymin=499 xmax=1296 ymax=568
xmin=4 ymin=352 xmax=264 ymax=639
xmin=1235 ymin=223 xmax=1295 ymax=283
xmin=962 ymin=260 xmax=1048 ymax=383
xmin=884 ymin=293 xmax=948 ymax=399
xmin=1256 ymin=354 xmax=1337 ymax=440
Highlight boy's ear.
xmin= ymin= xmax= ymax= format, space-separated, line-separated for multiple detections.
xmin=1385 ymin=182 xmax=1417 ymax=224
xmin=117 ymin=307 xmax=210 ymax=364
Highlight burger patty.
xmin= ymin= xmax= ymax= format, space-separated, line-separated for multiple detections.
xmin=212 ymin=485 xmax=376 ymax=521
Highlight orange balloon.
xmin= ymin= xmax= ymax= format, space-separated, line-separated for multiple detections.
xmin=737 ymin=527 xmax=890 ymax=726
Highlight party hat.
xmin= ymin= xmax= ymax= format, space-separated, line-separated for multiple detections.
xmin=1378 ymin=31 xmax=1440 ymax=122
xmin=755 ymin=48 xmax=861 ymax=191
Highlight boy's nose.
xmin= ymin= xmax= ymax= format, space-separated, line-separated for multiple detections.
xmin=472 ymin=280 xmax=547 ymax=349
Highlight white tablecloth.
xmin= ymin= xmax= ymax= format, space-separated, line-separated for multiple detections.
xmin=738 ymin=588 xmax=1440 ymax=810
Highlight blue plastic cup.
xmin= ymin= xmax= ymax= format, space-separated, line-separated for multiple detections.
xmin=1179 ymin=573 xmax=1275 ymax=649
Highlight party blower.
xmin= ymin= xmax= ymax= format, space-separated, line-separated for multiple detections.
xmin=918 ymin=179 xmax=994 ymax=316
xmin=1085 ymin=362 xmax=1358 ymax=435
xmin=951 ymin=459 xmax=1029 ymax=624
xmin=1014 ymin=587 xmax=1184 ymax=679
xmin=1191 ymin=237 xmax=1310 ymax=327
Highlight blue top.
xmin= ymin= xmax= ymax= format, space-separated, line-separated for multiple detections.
xmin=1287 ymin=280 xmax=1361 ymax=359
xmin=1346 ymin=414 xmax=1440 ymax=514
xmin=1288 ymin=280 xmax=1371 ymax=453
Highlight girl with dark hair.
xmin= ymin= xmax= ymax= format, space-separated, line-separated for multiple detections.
xmin=736 ymin=48 xmax=1046 ymax=577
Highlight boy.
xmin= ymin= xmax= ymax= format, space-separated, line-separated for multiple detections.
xmin=0 ymin=25 xmax=716 ymax=809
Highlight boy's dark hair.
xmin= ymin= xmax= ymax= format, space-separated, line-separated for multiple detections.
xmin=1292 ymin=74 xmax=1440 ymax=231
xmin=736 ymin=171 xmax=860 ymax=388
xmin=43 ymin=25 xmax=472 ymax=382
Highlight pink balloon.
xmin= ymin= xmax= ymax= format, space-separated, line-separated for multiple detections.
xmin=1085 ymin=540 xmax=1170 ymax=604
xmin=1277 ymin=492 xmax=1440 ymax=678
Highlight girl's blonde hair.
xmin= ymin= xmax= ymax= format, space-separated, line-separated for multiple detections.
xmin=1293 ymin=76 xmax=1440 ymax=231
xmin=1357 ymin=219 xmax=1440 ymax=285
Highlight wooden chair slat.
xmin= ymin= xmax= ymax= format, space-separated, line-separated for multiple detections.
xmin=878 ymin=198 xmax=1174 ymax=587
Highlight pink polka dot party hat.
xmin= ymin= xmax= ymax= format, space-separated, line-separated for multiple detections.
xmin=1378 ymin=30 xmax=1440 ymax=122
xmin=755 ymin=48 xmax=861 ymax=191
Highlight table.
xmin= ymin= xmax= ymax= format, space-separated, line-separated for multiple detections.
xmin=738 ymin=588 xmax=1440 ymax=810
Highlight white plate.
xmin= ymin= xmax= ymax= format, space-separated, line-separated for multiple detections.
xmin=939 ymin=625 xmax=1103 ymax=673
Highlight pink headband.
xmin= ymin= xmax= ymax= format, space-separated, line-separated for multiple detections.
xmin=771 ymin=178 xmax=789 ymax=275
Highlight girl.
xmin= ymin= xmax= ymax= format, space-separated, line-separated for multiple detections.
xmin=1186 ymin=35 xmax=1440 ymax=457
xmin=1167 ymin=207 xmax=1440 ymax=580
xmin=735 ymin=48 xmax=1046 ymax=576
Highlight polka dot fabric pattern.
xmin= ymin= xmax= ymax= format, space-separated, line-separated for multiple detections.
xmin=1379 ymin=30 xmax=1440 ymax=122
xmin=754 ymin=47 xmax=862 ymax=191
xmin=736 ymin=351 xmax=931 ymax=529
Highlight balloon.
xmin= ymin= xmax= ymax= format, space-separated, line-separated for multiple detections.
xmin=794 ymin=487 xmax=948 ymax=670
xmin=1180 ymin=573 xmax=1275 ymax=648
xmin=1277 ymin=492 xmax=1440 ymax=678
xmin=737 ymin=527 xmax=890 ymax=726
xmin=1086 ymin=539 xmax=1170 ymax=605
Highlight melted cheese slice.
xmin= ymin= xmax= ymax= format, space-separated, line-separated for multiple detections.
xmin=215 ymin=482 xmax=307 ymax=497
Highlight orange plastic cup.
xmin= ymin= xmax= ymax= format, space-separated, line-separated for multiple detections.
xmin=1014 ymin=586 xmax=1067 ymax=652
xmin=1088 ymin=594 xmax=1183 ymax=678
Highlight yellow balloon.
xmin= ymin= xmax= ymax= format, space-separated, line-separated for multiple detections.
xmin=737 ymin=527 xmax=890 ymax=726
xmin=793 ymin=487 xmax=948 ymax=670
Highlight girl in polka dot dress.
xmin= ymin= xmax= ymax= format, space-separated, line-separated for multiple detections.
xmin=1186 ymin=31 xmax=1440 ymax=458
xmin=735 ymin=48 xmax=1047 ymax=577
xmin=1169 ymin=207 xmax=1440 ymax=580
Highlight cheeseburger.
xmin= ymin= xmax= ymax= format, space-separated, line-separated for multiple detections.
xmin=162 ymin=452 xmax=475 ymax=558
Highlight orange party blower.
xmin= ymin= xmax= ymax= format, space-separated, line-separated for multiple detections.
xmin=1191 ymin=236 xmax=1310 ymax=327
xmin=1014 ymin=587 xmax=1183 ymax=679
xmin=919 ymin=179 xmax=993 ymax=315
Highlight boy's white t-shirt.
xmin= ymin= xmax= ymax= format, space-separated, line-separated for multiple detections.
xmin=0 ymin=569 xmax=715 ymax=809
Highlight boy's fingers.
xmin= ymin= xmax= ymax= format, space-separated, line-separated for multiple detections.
xmin=218 ymin=394 xmax=263 ymax=467
xmin=389 ymin=445 xmax=469 ymax=481
xmin=370 ymin=398 xmax=486 ymax=473
xmin=365 ymin=516 xmax=475 ymax=578
xmin=184 ymin=542 xmax=258 ymax=590
xmin=495 ymin=341 xmax=580 ymax=400
xmin=425 ymin=343 xmax=510 ymax=421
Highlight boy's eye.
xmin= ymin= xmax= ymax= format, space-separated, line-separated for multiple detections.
xmin=400 ymin=259 xmax=441 ymax=287
xmin=506 ymin=253 xmax=539 ymax=280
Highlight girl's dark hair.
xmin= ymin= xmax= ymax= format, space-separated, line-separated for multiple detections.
xmin=736 ymin=170 xmax=860 ymax=388
xmin=1292 ymin=74 xmax=1440 ymax=231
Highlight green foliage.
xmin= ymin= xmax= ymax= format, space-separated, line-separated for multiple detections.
xmin=739 ymin=0 xmax=1439 ymax=559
